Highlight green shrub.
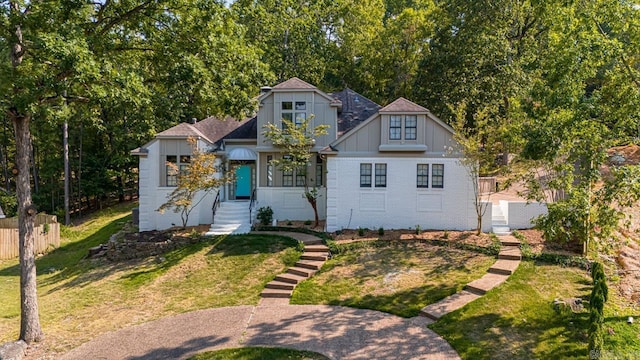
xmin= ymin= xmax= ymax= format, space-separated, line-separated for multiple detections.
xmin=358 ymin=227 xmax=365 ymax=236
xmin=443 ymin=230 xmax=449 ymax=239
xmin=0 ymin=191 xmax=17 ymax=217
xmin=588 ymin=262 xmax=608 ymax=356
xmin=415 ymin=225 xmax=421 ymax=235
xmin=304 ymin=220 xmax=312 ymax=226
xmin=378 ymin=227 xmax=384 ymax=236
xmin=256 ymin=206 xmax=273 ymax=225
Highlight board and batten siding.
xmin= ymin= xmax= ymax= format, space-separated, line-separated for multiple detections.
xmin=325 ymin=157 xmax=477 ymax=232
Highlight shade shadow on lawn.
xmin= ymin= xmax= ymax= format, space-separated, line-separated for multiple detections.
xmin=0 ymin=215 xmax=131 ymax=282
xmin=430 ymin=311 xmax=589 ymax=360
xmin=121 ymin=234 xmax=299 ymax=288
xmin=326 ymin=283 xmax=460 ymax=318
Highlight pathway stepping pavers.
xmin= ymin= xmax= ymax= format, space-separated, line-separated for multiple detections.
xmin=499 ymin=235 xmax=521 ymax=247
xmin=253 ymin=231 xmax=330 ymax=301
xmin=419 ymin=233 xmax=523 ymax=320
xmin=489 ymin=258 xmax=520 ymax=275
xmin=499 ymin=246 xmax=522 ymax=261
xmin=465 ymin=272 xmax=510 ymax=295
xmin=420 ymin=290 xmax=481 ymax=320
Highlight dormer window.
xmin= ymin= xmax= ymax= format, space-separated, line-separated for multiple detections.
xmin=282 ymin=101 xmax=307 ymax=129
xmin=389 ymin=115 xmax=417 ymax=141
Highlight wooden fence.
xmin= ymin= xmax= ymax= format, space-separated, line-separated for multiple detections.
xmin=0 ymin=214 xmax=60 ymax=260
xmin=478 ymin=177 xmax=498 ymax=194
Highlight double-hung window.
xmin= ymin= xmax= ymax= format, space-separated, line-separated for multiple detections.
xmin=432 ymin=164 xmax=444 ymax=188
xmin=281 ymin=102 xmax=293 ymax=129
xmin=360 ymin=164 xmax=372 ymax=187
xmin=283 ymin=169 xmax=294 ymax=187
xmin=405 ymin=115 xmax=417 ymax=140
xmin=296 ymin=172 xmax=306 ymax=187
xmin=389 ymin=115 xmax=418 ymax=141
xmin=389 ymin=115 xmax=402 ymax=140
xmin=417 ymin=164 xmax=429 ymax=188
xmin=375 ymin=164 xmax=387 ymax=187
xmin=165 ymin=155 xmax=190 ymax=187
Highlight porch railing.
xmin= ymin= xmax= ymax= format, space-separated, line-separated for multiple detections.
xmin=212 ymin=191 xmax=221 ymax=224
xmin=249 ymin=188 xmax=257 ymax=223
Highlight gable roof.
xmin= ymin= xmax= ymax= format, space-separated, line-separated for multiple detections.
xmin=332 ymin=88 xmax=381 ymax=136
xmin=379 ymin=97 xmax=428 ymax=113
xmin=156 ymin=122 xmax=212 ymax=142
xmin=330 ymin=97 xmax=455 ymax=148
xmin=271 ymin=77 xmax=317 ymax=90
xmin=132 ymin=116 xmax=252 ymax=155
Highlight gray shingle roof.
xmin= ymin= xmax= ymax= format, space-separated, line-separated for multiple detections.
xmin=155 ymin=116 xmax=251 ymax=144
xmin=332 ymin=88 xmax=381 ymax=136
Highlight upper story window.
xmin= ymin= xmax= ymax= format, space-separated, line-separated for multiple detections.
xmin=389 ymin=116 xmax=402 ymax=140
xmin=405 ymin=115 xmax=417 ymax=140
xmin=282 ymin=101 xmax=307 ymax=129
xmin=389 ymin=115 xmax=417 ymax=141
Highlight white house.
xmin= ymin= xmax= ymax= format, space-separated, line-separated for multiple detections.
xmin=132 ymin=77 xmax=543 ymax=234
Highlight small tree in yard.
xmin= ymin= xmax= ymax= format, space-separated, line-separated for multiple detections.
xmin=157 ymin=138 xmax=231 ymax=228
xmin=263 ymin=117 xmax=328 ymax=227
xmin=450 ymin=104 xmax=508 ymax=235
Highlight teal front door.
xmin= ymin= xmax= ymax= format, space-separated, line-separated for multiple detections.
xmin=235 ymin=165 xmax=251 ymax=199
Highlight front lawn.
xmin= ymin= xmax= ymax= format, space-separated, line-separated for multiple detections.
xmin=291 ymin=241 xmax=495 ymax=317
xmin=429 ymin=260 xmax=640 ymax=359
xmin=0 ymin=205 xmax=301 ymax=355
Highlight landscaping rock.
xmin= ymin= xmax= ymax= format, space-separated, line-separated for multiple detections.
xmin=0 ymin=340 xmax=27 ymax=360
xmin=553 ymin=297 xmax=584 ymax=313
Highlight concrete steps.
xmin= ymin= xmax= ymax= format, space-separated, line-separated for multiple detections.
xmin=287 ymin=266 xmax=317 ymax=277
xmin=300 ymin=252 xmax=329 ymax=261
xmin=491 ymin=204 xmax=511 ymax=235
xmin=205 ymin=201 xmax=253 ymax=236
xmin=265 ymin=280 xmax=296 ymax=291
xmin=274 ymin=273 xmax=308 ymax=285
xmin=261 ymin=288 xmax=293 ymax=298
xmin=295 ymin=260 xmax=324 ymax=270
xmin=260 ymin=232 xmax=329 ymax=301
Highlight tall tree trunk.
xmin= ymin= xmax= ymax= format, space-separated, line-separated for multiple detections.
xmin=63 ymin=120 xmax=70 ymax=225
xmin=9 ymin=3 xmax=44 ymax=343
xmin=12 ymin=113 xmax=44 ymax=344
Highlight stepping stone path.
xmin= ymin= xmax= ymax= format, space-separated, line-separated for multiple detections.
xmin=420 ymin=234 xmax=522 ymax=320
xmin=254 ymin=232 xmax=330 ymax=302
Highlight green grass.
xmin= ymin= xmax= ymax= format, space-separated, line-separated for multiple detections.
xmin=429 ymin=261 xmax=588 ymax=359
xmin=0 ymin=204 xmax=302 ymax=354
xmin=190 ymin=347 xmax=330 ymax=360
xmin=428 ymin=260 xmax=640 ymax=359
xmin=291 ymin=242 xmax=495 ymax=317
